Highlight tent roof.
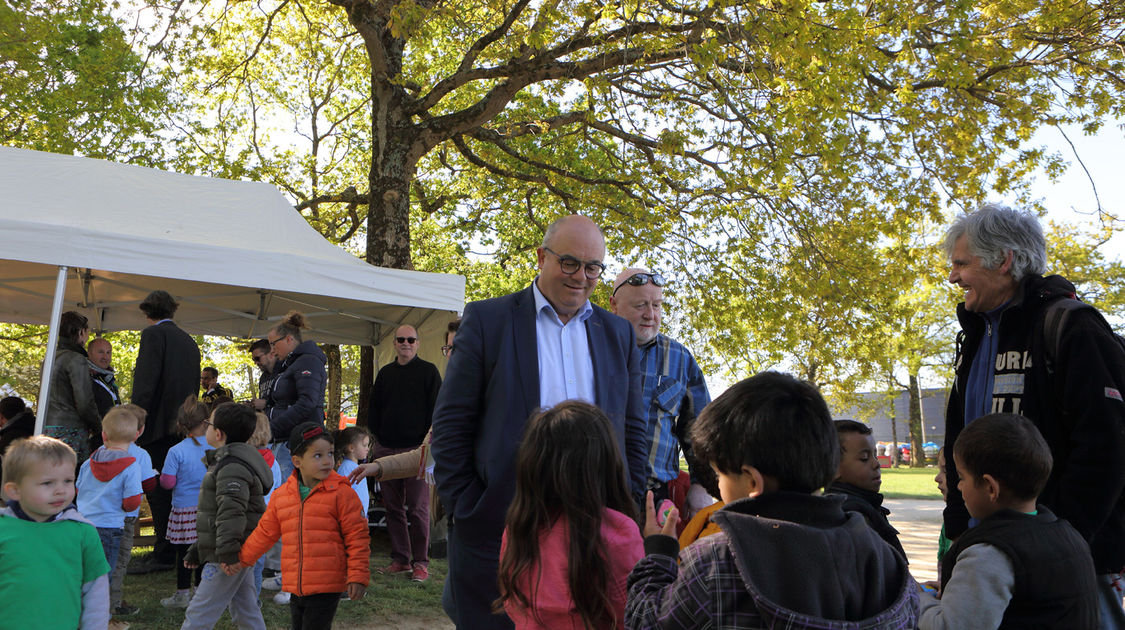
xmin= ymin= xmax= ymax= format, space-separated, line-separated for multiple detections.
xmin=0 ymin=146 xmax=464 ymax=345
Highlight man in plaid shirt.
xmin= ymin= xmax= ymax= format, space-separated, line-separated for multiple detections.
xmin=626 ymin=372 xmax=918 ymax=630
xmin=610 ymin=268 xmax=712 ymax=515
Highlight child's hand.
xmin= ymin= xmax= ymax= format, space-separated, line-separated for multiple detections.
xmin=348 ymin=462 xmax=383 ymax=483
xmin=643 ymin=490 xmax=680 ymax=538
xmin=220 ymin=562 xmax=244 ymax=576
xmin=346 ymin=582 xmax=367 ymax=600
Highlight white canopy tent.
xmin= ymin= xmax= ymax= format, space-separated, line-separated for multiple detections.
xmin=0 ymin=146 xmax=465 ymax=430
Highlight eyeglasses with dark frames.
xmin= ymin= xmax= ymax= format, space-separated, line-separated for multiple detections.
xmin=612 ymin=272 xmax=667 ymax=296
xmin=396 ymin=336 xmax=417 ymax=344
xmin=543 ymin=247 xmax=606 ymax=279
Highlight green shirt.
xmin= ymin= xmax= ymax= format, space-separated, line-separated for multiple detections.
xmin=0 ymin=513 xmax=110 ymax=629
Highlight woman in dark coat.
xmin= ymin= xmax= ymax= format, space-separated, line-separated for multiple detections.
xmin=44 ymin=311 xmax=101 ymax=463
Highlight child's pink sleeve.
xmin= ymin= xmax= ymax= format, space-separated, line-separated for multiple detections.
xmin=159 ymin=474 xmax=177 ymax=489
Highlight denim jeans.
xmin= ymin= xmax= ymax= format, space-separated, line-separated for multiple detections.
xmin=96 ymin=526 xmax=124 ymax=569
xmin=110 ymin=516 xmax=136 ymax=609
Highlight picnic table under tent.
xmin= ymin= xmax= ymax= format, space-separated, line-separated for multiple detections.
xmin=0 ymin=145 xmax=465 ymax=432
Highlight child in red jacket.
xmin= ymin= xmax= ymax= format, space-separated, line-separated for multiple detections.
xmin=231 ymin=421 xmax=370 ymax=630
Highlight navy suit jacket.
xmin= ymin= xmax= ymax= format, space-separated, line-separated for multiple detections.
xmin=432 ymin=285 xmax=645 ymax=542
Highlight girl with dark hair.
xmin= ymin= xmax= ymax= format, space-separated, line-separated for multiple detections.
xmin=45 ymin=310 xmax=101 ymax=463
xmin=495 ymin=401 xmax=643 ymax=630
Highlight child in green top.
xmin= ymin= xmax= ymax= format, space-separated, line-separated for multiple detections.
xmin=0 ymin=435 xmax=110 ymax=630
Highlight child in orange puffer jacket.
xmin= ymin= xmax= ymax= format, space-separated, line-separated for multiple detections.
xmin=231 ymin=421 xmax=370 ymax=630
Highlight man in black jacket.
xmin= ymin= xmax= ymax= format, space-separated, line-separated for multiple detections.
xmin=130 ymin=290 xmax=201 ymax=572
xmin=367 ymin=324 xmax=441 ymax=582
xmin=87 ymin=337 xmax=120 ymax=417
xmin=942 ymin=203 xmax=1125 ymax=627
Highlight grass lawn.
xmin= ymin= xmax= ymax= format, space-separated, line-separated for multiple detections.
xmin=120 ymin=527 xmax=450 ymax=630
xmin=880 ymin=466 xmax=943 ymax=500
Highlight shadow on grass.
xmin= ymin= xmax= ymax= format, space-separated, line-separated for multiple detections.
xmin=120 ymin=528 xmax=451 ymax=630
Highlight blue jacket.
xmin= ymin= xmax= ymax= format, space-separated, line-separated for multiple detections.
xmin=267 ymin=340 xmax=327 ymax=442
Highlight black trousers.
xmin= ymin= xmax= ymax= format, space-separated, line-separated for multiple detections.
xmin=143 ymin=435 xmax=178 ymax=563
xmin=290 ymin=592 xmax=342 ymax=630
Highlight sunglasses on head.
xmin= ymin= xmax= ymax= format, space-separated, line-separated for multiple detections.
xmin=613 ymin=272 xmax=667 ymax=296
xmin=396 ymin=336 xmax=417 ymax=344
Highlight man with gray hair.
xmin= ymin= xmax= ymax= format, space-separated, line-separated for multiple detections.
xmin=942 ymin=203 xmax=1125 ymax=626
xmin=609 ymin=268 xmax=712 ymax=517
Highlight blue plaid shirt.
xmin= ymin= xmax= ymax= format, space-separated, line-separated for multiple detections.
xmin=637 ymin=334 xmax=710 ymax=483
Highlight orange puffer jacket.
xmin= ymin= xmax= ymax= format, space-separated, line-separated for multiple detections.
xmin=239 ymin=471 xmax=370 ymax=595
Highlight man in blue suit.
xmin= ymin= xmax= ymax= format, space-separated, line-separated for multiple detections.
xmin=432 ymin=215 xmax=646 ymax=629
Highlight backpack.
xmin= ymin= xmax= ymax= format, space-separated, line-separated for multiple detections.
xmin=1040 ymin=297 xmax=1125 ymax=375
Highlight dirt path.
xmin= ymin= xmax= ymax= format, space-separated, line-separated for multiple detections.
xmin=886 ymin=498 xmax=943 ymax=583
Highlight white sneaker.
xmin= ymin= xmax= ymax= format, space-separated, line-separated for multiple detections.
xmin=273 ymin=591 xmax=291 ymax=605
xmin=160 ymin=590 xmax=192 ymax=608
xmin=261 ymin=575 xmax=284 ymax=591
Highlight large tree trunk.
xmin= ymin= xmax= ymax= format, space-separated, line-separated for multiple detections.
xmin=908 ymin=373 xmax=925 ymax=468
xmin=324 ymin=343 xmax=341 ymax=428
xmin=889 ymin=402 xmax=900 ymax=467
xmin=349 ymin=4 xmax=416 ymax=427
xmin=357 ymin=346 xmax=373 ymax=429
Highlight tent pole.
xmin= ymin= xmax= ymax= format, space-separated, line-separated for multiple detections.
xmin=35 ymin=266 xmax=68 ymax=435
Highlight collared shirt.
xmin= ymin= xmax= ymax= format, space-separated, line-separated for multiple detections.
xmin=637 ymin=334 xmax=711 ymax=483
xmin=532 ymin=279 xmax=595 ymax=408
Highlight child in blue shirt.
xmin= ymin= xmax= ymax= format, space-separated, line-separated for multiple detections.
xmin=158 ymin=397 xmax=214 ymax=608
xmin=77 ymin=408 xmax=144 ymax=568
xmin=335 ymin=426 xmax=372 ymax=513
xmin=109 ymin=404 xmax=158 ymax=617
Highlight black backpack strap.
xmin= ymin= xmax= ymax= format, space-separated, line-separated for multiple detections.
xmin=1041 ymin=297 xmax=1102 ymax=375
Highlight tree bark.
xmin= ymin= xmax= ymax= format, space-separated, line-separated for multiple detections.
xmin=908 ymin=373 xmax=925 ymax=468
xmin=324 ymin=343 xmax=341 ymax=429
xmin=889 ymin=402 xmax=900 ymax=467
xmin=357 ymin=345 xmax=373 ymax=429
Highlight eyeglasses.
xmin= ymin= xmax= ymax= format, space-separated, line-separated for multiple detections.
xmin=396 ymin=337 xmax=417 ymax=344
xmin=251 ymin=353 xmax=266 ymax=363
xmin=441 ymin=344 xmax=453 ymax=357
xmin=267 ymin=335 xmax=287 ymax=348
xmin=612 ymin=272 xmax=666 ymax=296
xmin=543 ymin=247 xmax=606 ymax=279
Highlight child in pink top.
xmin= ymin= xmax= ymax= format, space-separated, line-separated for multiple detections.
xmin=496 ymin=401 xmax=644 ymax=630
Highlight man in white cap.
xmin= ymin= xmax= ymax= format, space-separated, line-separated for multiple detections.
xmin=610 ymin=268 xmax=713 ymax=517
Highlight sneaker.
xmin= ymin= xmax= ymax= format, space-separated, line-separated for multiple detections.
xmin=411 ymin=564 xmax=429 ymax=582
xmin=108 ymin=620 xmax=130 ymax=630
xmin=379 ymin=560 xmax=411 ymax=575
xmin=273 ymin=591 xmax=291 ymax=605
xmin=160 ymin=590 xmax=192 ymax=608
xmin=261 ymin=575 xmax=284 ymax=591
xmin=113 ymin=604 xmax=140 ymax=616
